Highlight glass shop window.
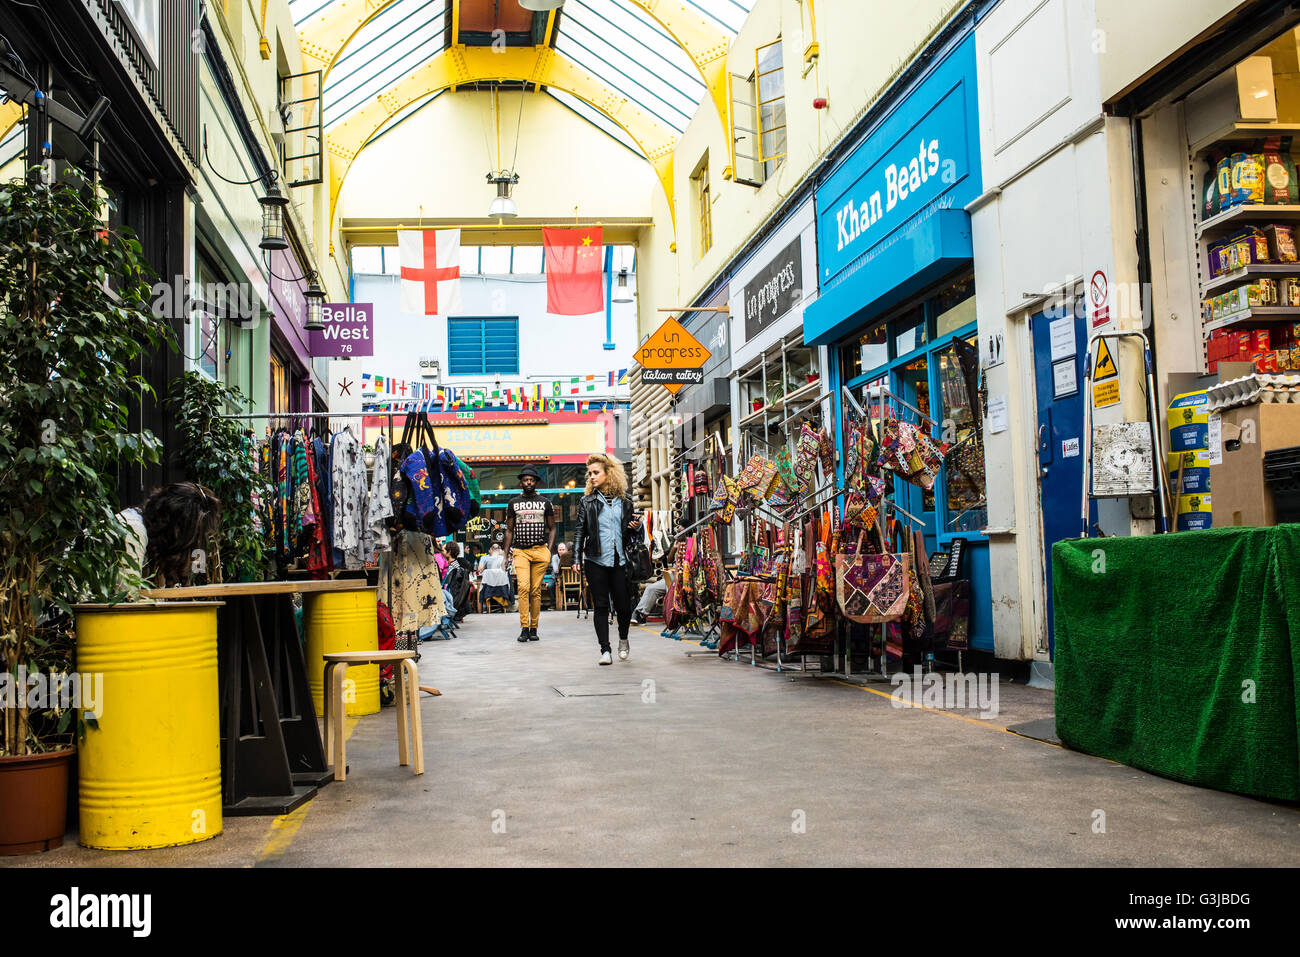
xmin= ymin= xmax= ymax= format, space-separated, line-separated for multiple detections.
xmin=937 ymin=335 xmax=987 ymax=532
xmin=935 ymin=274 xmax=976 ymax=338
xmin=840 ymin=322 xmax=888 ymax=382
xmin=893 ymin=304 xmax=928 ymax=357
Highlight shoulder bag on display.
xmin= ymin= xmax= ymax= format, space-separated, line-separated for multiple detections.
xmin=388 ymin=411 xmax=419 ymax=531
xmin=835 ymin=517 xmax=912 ymax=624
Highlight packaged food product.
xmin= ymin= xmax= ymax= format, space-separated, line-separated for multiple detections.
xmin=1256 ymin=352 xmax=1278 ymax=373
xmin=1217 ymin=154 xmax=1236 ymax=212
xmin=1231 ymin=152 xmax=1266 ymax=206
xmin=1255 ymin=329 xmax=1272 ymax=353
xmin=1263 ymin=223 xmax=1298 ymax=262
xmin=1290 ymin=344 xmax=1300 ymax=368
xmin=1207 ymin=241 xmax=1225 ymax=277
xmin=1237 ymin=228 xmax=1271 ymax=265
xmin=1204 ymin=155 xmax=1222 ymax=219
xmin=1261 ymin=137 xmax=1299 ymax=205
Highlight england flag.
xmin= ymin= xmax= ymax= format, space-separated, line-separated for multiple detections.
xmin=398 ymin=229 xmax=462 ymax=315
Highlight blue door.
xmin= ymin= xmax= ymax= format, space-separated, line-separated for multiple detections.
xmin=1030 ymin=305 xmax=1095 ymax=656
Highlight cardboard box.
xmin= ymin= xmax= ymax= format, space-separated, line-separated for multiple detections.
xmin=1209 ymin=401 xmax=1300 ymax=526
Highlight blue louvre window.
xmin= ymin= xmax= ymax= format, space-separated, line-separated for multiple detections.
xmin=448 ymin=317 xmax=519 ymax=375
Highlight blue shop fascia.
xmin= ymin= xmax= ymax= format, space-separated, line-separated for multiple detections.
xmin=804 ymin=30 xmax=993 ymax=653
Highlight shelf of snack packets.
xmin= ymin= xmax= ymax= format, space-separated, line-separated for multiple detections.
xmin=1206 ymin=322 xmax=1300 ymax=374
xmin=1200 ymin=136 xmax=1300 ymax=226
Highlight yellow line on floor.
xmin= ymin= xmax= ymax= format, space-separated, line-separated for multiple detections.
xmin=253 ymin=715 xmax=358 ymax=865
xmin=830 ymin=679 xmax=1053 ymax=742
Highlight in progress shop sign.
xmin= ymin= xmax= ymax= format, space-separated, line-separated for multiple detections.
xmin=744 ymin=237 xmax=802 ymax=341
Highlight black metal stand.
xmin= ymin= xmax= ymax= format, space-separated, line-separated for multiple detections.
xmin=218 ymin=596 xmax=332 ymax=815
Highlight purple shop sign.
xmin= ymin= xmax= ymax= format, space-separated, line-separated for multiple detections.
xmin=310 ymin=303 xmax=374 ymax=357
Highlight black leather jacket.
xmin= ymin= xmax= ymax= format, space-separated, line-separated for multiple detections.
xmin=573 ymin=491 xmax=639 ymax=566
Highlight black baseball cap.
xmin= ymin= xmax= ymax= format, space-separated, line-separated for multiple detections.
xmin=518 ymin=465 xmax=541 ymax=481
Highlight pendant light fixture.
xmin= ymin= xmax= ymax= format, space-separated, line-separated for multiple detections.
xmin=613 ymin=267 xmax=633 ymax=303
xmin=485 ymin=85 xmax=526 ymax=218
xmin=264 ymin=250 xmax=327 ymax=332
xmin=613 ymin=246 xmax=634 ymax=302
xmin=519 ymin=0 xmax=565 ymax=10
xmin=487 ymin=171 xmax=519 ymax=218
xmin=259 ymin=181 xmax=290 ymax=251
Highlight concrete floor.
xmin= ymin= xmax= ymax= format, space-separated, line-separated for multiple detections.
xmin=8 ymin=610 xmax=1300 ymax=867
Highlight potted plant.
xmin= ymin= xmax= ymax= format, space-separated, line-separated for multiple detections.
xmin=0 ymin=170 xmax=173 ymax=853
xmin=167 ymin=372 xmax=269 ymax=583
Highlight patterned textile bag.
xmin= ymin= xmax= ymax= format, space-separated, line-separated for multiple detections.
xmin=792 ymin=422 xmax=820 ymax=494
xmin=769 ymin=445 xmax=801 ymax=510
xmin=736 ymin=454 xmax=780 ymax=503
xmin=711 ymin=475 xmax=741 ymax=525
xmin=835 ymin=519 xmax=913 ymax=624
xmin=817 ymin=429 xmax=836 ymax=485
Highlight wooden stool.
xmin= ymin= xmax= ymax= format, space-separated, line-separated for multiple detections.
xmin=322 ymin=651 xmax=424 ymax=782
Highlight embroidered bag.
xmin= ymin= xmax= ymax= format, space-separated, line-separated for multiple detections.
xmin=835 ymin=518 xmax=912 ymax=624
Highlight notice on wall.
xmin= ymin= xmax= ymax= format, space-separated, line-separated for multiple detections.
xmin=1052 ymin=359 xmax=1078 ymax=398
xmin=1049 ymin=317 xmax=1076 ymax=361
xmin=988 ymin=395 xmax=1009 ymax=434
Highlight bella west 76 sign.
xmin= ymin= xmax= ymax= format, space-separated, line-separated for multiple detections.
xmin=310 ymin=303 xmax=374 ymax=357
xmin=635 ymin=316 xmax=712 ymax=395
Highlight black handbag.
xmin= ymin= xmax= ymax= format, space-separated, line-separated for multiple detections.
xmin=624 ymin=505 xmax=653 ymax=583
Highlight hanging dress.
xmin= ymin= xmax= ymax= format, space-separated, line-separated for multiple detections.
xmin=383 ymin=531 xmax=447 ymax=635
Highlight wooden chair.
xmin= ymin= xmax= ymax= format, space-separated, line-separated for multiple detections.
xmin=559 ymin=566 xmax=584 ymax=611
xmin=322 ymin=650 xmax=423 ymax=782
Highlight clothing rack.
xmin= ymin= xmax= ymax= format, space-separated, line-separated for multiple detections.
xmin=221 ymin=411 xmax=401 ymax=629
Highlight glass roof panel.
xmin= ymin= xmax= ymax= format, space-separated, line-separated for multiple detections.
xmin=292 ymin=0 xmax=758 ymax=146
xmin=546 ymin=89 xmax=643 ymax=156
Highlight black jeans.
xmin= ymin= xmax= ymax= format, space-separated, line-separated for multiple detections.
xmin=584 ymin=558 xmax=631 ymax=651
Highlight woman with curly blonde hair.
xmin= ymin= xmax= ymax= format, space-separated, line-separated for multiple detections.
xmin=573 ymin=453 xmax=641 ymax=665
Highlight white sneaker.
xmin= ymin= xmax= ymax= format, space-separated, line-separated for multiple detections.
xmin=618 ymin=639 xmax=630 ymax=661
xmin=599 ymin=650 xmax=613 ymax=666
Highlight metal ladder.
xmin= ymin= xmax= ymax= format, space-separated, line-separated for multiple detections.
xmin=1079 ymin=330 xmax=1171 ymax=537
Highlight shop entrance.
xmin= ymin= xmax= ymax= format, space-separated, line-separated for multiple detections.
xmin=1030 ymin=303 xmax=1096 ymax=655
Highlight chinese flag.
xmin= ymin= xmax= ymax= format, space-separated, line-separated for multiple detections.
xmin=544 ymin=227 xmax=604 ymax=315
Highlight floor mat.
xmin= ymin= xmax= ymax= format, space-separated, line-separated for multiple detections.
xmin=1006 ymin=716 xmax=1060 ymax=745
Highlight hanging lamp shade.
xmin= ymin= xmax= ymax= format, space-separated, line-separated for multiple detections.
xmin=489 ymin=194 xmax=518 ymax=218
xmin=303 ymin=277 xmax=326 ymax=331
xmin=487 ymin=172 xmax=519 ymax=219
xmin=259 ymin=181 xmax=290 ymax=250
xmin=614 ymin=267 xmax=633 ymax=303
xmin=519 ymin=0 xmax=565 ymax=10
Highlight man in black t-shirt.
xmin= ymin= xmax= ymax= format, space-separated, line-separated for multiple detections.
xmin=504 ymin=465 xmax=555 ymax=642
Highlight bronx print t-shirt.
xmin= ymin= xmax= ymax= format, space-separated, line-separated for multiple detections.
xmin=508 ymin=494 xmax=553 ymax=549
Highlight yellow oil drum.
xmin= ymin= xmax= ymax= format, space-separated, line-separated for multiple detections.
xmin=304 ymin=588 xmax=379 ymax=717
xmin=74 ymin=601 xmax=223 ymax=851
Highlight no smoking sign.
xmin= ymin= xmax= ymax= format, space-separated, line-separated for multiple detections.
xmin=1090 ymin=270 xmax=1110 ymax=329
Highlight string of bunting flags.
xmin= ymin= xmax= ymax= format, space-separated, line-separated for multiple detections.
xmin=360 ymin=370 xmax=630 ymax=412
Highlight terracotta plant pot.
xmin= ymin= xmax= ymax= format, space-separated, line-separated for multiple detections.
xmin=0 ymin=747 xmax=74 ymax=855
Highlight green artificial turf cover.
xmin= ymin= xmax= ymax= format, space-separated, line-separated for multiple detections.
xmin=1053 ymin=526 xmax=1300 ymax=801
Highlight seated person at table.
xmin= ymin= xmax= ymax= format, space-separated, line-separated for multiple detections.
xmin=549 ymin=541 xmax=576 ymax=602
xmin=632 ymin=543 xmax=676 ymax=624
xmin=477 ymin=544 xmax=513 ymax=609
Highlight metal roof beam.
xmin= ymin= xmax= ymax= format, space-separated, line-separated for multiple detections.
xmin=299 ymin=0 xmax=734 ymax=139
xmin=325 ymin=44 xmax=677 ymax=239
